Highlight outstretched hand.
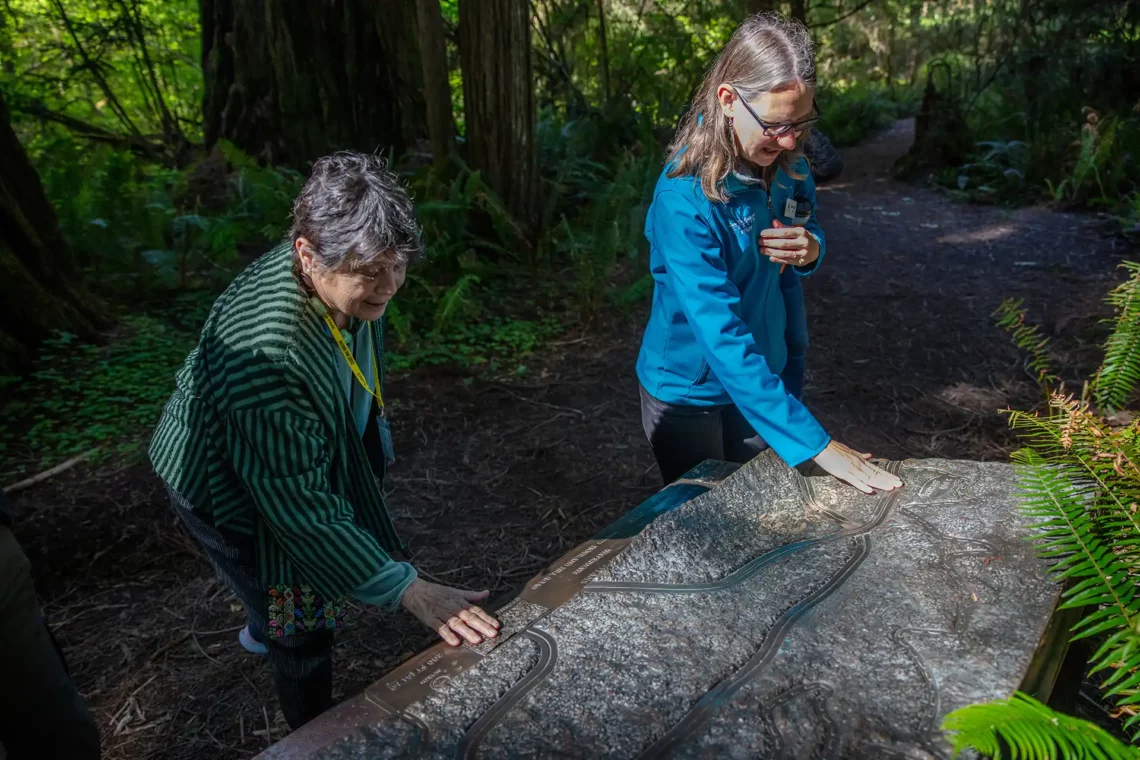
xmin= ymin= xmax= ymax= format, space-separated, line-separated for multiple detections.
xmin=400 ymin=578 xmax=500 ymax=646
xmin=812 ymin=441 xmax=903 ymax=495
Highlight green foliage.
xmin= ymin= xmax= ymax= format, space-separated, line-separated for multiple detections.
xmin=532 ymin=1 xmax=737 ymax=124
xmin=817 ymin=83 xmax=917 ymax=148
xmin=434 ymin=274 xmax=482 ymax=333
xmin=387 ymin=314 xmax=562 ymax=376
xmin=608 ymin=274 xmax=655 ymax=310
xmin=1005 ymin=421 xmax=1140 ymax=675
xmin=6 ymin=0 xmax=1136 ymax=479
xmin=549 ymin=145 xmax=659 ymax=315
xmin=951 ymin=140 xmax=1030 ymax=200
xmin=960 ymin=263 xmax=1140 ymax=753
xmin=1096 ymin=263 xmax=1140 ymax=414
xmin=905 ymin=2 xmax=1140 ymax=220
xmin=994 ymin=298 xmax=1060 ymax=393
xmin=30 ymin=136 xmax=302 ymax=296
xmin=0 ymin=293 xmax=212 ymax=480
xmin=1 ymin=0 xmax=201 ymax=150
xmin=942 ymin=692 xmax=1140 ymax=759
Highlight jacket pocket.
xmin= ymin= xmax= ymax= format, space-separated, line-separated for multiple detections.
xmin=690 ymin=360 xmax=712 ymax=389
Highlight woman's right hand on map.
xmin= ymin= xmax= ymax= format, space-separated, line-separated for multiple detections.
xmin=401 ymin=579 xmax=501 ymax=646
xmin=812 ymin=441 xmax=903 ymax=495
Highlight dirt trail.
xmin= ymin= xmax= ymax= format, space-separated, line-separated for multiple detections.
xmin=7 ymin=120 xmax=1129 ymax=759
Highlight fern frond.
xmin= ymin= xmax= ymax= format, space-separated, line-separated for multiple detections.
xmin=942 ymin=692 xmax=1140 ymax=759
xmin=1011 ymin=449 xmax=1130 ymax=605
xmin=1007 ymin=404 xmax=1140 ymax=724
xmin=1009 ymin=446 xmax=1140 ymax=685
xmin=1007 ymin=403 xmax=1140 ymax=567
xmin=434 ymin=274 xmax=481 ymax=332
xmin=995 ymin=298 xmax=1059 ymax=390
xmin=1095 ymin=262 xmax=1140 ymax=414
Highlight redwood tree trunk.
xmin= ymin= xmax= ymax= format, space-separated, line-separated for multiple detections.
xmin=201 ymin=0 xmax=426 ymax=167
xmin=458 ymin=0 xmax=539 ymax=232
xmin=596 ymin=0 xmax=610 ymax=103
xmin=0 ymin=92 xmax=106 ymax=373
xmin=416 ymin=0 xmax=454 ymax=169
xmin=746 ymin=0 xmax=778 ymax=13
xmin=789 ymin=0 xmax=808 ymax=24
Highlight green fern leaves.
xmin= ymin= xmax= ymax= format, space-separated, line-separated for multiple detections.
xmin=942 ymin=692 xmax=1140 ymax=759
xmin=1095 ymin=262 xmax=1140 ymax=415
xmin=994 ymin=298 xmax=1059 ymax=391
xmin=966 ymin=265 xmax=1140 ymax=758
xmin=1007 ymin=396 xmax=1140 ymax=733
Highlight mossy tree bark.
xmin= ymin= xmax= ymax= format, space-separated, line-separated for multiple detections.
xmin=0 ymin=92 xmax=106 ymax=374
xmin=201 ymin=0 xmax=427 ymax=167
xmin=458 ymin=0 xmax=539 ymax=233
xmin=416 ymin=0 xmax=454 ymax=170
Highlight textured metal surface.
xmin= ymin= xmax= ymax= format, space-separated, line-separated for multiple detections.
xmin=270 ymin=453 xmax=1059 ymax=760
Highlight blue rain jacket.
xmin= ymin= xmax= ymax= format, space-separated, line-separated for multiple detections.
xmin=636 ymin=157 xmax=830 ymax=467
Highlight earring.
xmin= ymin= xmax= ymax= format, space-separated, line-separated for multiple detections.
xmin=727 ymin=115 xmax=734 ymax=131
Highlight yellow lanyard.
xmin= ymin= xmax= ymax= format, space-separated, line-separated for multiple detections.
xmin=321 ymin=313 xmax=384 ymax=412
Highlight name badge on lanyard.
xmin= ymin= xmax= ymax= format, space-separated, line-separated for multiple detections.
xmin=784 ymin=197 xmax=813 ymax=226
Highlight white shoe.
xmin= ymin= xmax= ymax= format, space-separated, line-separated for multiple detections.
xmin=238 ymin=624 xmax=268 ymax=655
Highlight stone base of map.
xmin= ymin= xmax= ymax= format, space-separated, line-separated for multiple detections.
xmin=259 ymin=454 xmax=1060 ymax=760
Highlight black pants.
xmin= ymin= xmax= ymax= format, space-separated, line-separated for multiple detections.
xmin=0 ymin=526 xmax=101 ymax=760
xmin=167 ymin=487 xmax=335 ymax=730
xmin=640 ymin=386 xmax=771 ymax=485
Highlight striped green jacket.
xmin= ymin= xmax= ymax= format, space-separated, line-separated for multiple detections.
xmin=149 ymin=245 xmax=404 ymax=600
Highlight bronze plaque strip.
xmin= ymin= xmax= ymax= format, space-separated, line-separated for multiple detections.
xmin=371 ymin=537 xmax=631 ymax=712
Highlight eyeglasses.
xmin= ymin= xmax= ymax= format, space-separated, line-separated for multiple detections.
xmin=734 ymin=90 xmax=822 ymax=137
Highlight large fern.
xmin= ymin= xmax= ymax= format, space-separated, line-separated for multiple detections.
xmin=1095 ymin=262 xmax=1140 ymax=414
xmin=942 ymin=692 xmax=1140 ymax=759
xmin=1007 ymin=397 xmax=1140 ymax=732
xmin=949 ymin=262 xmax=1140 ymax=758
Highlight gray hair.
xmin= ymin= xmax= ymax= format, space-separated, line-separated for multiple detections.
xmin=668 ymin=12 xmax=816 ymax=201
xmin=290 ymin=152 xmax=423 ymax=271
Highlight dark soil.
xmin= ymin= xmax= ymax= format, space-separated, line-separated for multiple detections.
xmin=5 ymin=119 xmax=1131 ymax=759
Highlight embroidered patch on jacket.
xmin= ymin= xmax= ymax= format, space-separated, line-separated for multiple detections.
xmin=267 ymin=585 xmax=346 ymax=637
xmin=728 ymin=212 xmax=755 ymax=235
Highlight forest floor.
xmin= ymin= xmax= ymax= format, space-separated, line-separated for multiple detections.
xmin=6 ymin=119 xmax=1131 ymax=759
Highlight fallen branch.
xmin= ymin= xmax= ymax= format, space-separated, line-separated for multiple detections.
xmin=491 ymin=384 xmax=586 ymax=419
xmin=12 ymin=99 xmax=163 ymax=157
xmin=3 ymin=448 xmax=100 ymax=494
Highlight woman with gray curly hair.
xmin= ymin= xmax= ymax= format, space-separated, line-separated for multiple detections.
xmin=150 ymin=152 xmax=499 ymax=729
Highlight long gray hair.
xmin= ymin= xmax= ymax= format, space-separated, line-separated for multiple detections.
xmin=668 ymin=13 xmax=816 ymax=202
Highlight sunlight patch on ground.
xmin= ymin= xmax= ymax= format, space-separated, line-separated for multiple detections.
xmin=937 ymin=224 xmax=1019 ymax=244
xmin=935 ymin=382 xmax=1010 ymax=415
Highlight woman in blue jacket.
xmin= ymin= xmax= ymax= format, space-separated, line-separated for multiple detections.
xmin=637 ymin=13 xmax=902 ymax=495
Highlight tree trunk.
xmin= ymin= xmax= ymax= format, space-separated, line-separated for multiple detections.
xmin=596 ymin=0 xmax=610 ymax=104
xmin=458 ymin=0 xmax=539 ymax=232
xmin=0 ymin=92 xmax=106 ymax=373
xmin=789 ymin=0 xmax=808 ymax=25
xmin=746 ymin=0 xmax=778 ymax=13
xmin=201 ymin=0 xmax=426 ymax=167
xmin=416 ymin=0 xmax=454 ymax=169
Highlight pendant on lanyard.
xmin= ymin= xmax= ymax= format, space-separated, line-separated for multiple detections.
xmin=321 ymin=313 xmax=385 ymax=416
